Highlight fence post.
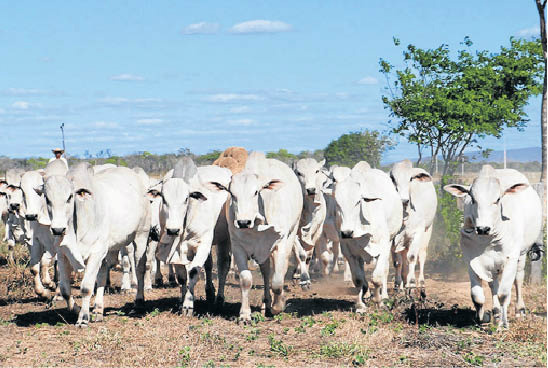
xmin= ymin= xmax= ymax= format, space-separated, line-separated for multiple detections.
xmin=529 ymin=182 xmax=545 ymax=285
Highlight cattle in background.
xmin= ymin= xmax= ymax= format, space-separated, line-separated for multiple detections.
xmin=390 ymin=160 xmax=437 ymax=290
xmin=333 ymin=162 xmax=403 ymax=312
xmin=0 ymin=178 xmax=9 ymax=243
xmin=444 ymin=165 xmax=542 ymax=328
xmin=4 ymin=168 xmax=27 ymax=263
xmin=222 ymin=152 xmax=302 ymax=321
xmin=43 ymin=163 xmax=151 ymax=327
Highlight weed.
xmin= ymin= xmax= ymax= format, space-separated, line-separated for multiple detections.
xmin=320 ymin=320 xmax=339 ymax=336
xmin=268 ymin=334 xmax=292 ymax=357
xmin=246 ymin=328 xmax=260 ymax=341
xmin=149 ymin=308 xmax=160 ymax=317
xmin=203 ymin=359 xmax=215 ymax=368
xmin=462 ymin=352 xmax=484 ymax=366
xmin=177 ymin=346 xmax=191 ymax=368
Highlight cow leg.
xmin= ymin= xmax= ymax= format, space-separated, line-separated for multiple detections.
xmin=234 ymin=246 xmax=252 ymax=322
xmin=93 ymin=259 xmax=110 ymax=322
xmin=259 ymin=257 xmax=272 ymax=317
xmin=271 ymin=239 xmax=291 ymax=315
xmin=133 ymin=232 xmax=148 ymax=308
xmin=293 ymin=238 xmax=310 ymax=289
xmin=128 ymin=243 xmax=138 ymax=289
xmin=215 ymin=239 xmax=231 ymax=307
xmin=405 ymin=230 xmax=423 ymax=288
xmin=343 ymin=259 xmax=352 ymax=282
xmin=29 ymin=234 xmax=48 ymax=298
xmin=417 ymin=227 xmax=432 ymax=288
xmin=331 ymin=239 xmax=340 ymax=273
xmin=155 ymin=259 xmax=164 ymax=286
xmin=76 ymin=251 xmax=105 ymax=327
xmin=57 ymin=253 xmax=79 ymax=314
xmin=400 ymin=248 xmax=410 ymax=293
xmin=498 ymin=258 xmax=519 ymax=328
xmin=514 ymin=254 xmax=527 ymax=317
xmin=318 ymin=235 xmax=331 ymax=276
xmin=182 ymin=244 xmax=213 ymax=316
xmin=204 ymin=252 xmax=216 ymax=305
xmin=392 ymin=246 xmax=403 ymax=292
xmin=349 ymin=256 xmax=368 ymax=313
xmin=41 ymin=250 xmax=55 ymax=289
xmin=489 ymin=278 xmax=501 ymax=323
xmin=169 ymin=264 xmax=178 ymax=286
xmin=144 ymin=240 xmax=158 ymax=290
xmin=469 ymin=266 xmax=488 ymax=324
xmin=371 ymin=245 xmax=390 ymax=302
xmin=120 ymin=247 xmax=132 ymax=293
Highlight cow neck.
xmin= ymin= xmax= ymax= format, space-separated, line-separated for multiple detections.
xmin=74 ymin=186 xmax=99 ymax=245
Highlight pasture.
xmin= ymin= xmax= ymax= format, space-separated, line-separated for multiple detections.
xmin=0 ymin=243 xmax=545 ymax=367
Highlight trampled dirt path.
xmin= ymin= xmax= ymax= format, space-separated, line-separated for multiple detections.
xmin=0 ymin=261 xmax=546 ymax=367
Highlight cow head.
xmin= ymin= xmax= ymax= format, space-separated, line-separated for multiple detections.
xmin=333 ymin=172 xmax=382 ymax=240
xmin=226 ymin=170 xmax=283 ymax=229
xmin=44 ymin=175 xmax=74 ymax=236
xmin=294 ymin=158 xmax=327 ymax=198
xmin=390 ymin=160 xmax=432 ymax=208
xmin=20 ymin=170 xmax=45 ymax=221
xmin=0 ymin=180 xmax=8 ymax=216
xmin=444 ymin=168 xmax=528 ymax=236
xmin=157 ymin=158 xmax=204 ymax=237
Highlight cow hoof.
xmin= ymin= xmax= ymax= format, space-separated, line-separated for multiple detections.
xmin=39 ymin=289 xmax=51 ymax=300
xmin=93 ymin=313 xmax=104 ymax=322
xmin=76 ymin=315 xmax=89 ymax=328
xmin=300 ymin=282 xmax=310 ymax=291
xmin=419 ymin=288 xmax=426 ymax=300
xmin=516 ymin=308 xmax=526 ymax=318
xmin=155 ymin=278 xmax=164 ymax=287
xmin=120 ymin=288 xmax=132 ymax=295
xmin=178 ymin=306 xmax=194 ymax=317
xmin=477 ymin=311 xmax=491 ymax=325
xmin=356 ymin=307 xmax=367 ymax=314
xmin=238 ymin=313 xmax=251 ymax=324
xmin=206 ymin=288 xmax=216 ymax=305
xmin=76 ymin=321 xmax=89 ymax=328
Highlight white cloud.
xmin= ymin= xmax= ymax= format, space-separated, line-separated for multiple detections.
xmin=182 ymin=22 xmax=220 ymax=35
xmin=137 ymin=118 xmax=163 ymax=125
xmin=228 ymin=118 xmax=255 ymax=126
xmin=229 ymin=106 xmax=251 ymax=113
xmin=357 ymin=76 xmax=378 ymax=85
xmin=12 ymin=101 xmax=32 ymax=109
xmin=517 ymin=26 xmax=540 ymax=37
xmin=206 ymin=93 xmax=264 ymax=102
xmin=93 ymin=121 xmax=119 ymax=128
xmin=110 ymin=74 xmax=145 ymax=81
xmin=98 ymin=97 xmax=164 ymax=107
xmin=229 ymin=20 xmax=292 ymax=34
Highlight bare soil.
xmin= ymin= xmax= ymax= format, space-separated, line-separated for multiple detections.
xmin=0 ymin=253 xmax=546 ymax=367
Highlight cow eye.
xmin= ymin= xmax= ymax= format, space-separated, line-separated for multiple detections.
xmin=363 ymin=198 xmax=380 ymax=202
xmin=0 ymin=192 xmax=5 ymax=197
xmin=296 ymin=172 xmax=302 ymax=177
xmin=315 ymin=170 xmax=320 ymax=174
xmin=254 ymin=191 xmax=259 ymax=196
xmin=493 ymin=197 xmax=500 ymax=205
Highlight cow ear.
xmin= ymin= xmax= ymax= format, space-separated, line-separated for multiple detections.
xmin=503 ymin=183 xmax=528 ymax=196
xmin=443 ymin=184 xmax=470 ymax=197
xmin=190 ymin=191 xmax=207 ymax=201
xmin=75 ymin=188 xmax=93 ymax=200
xmin=34 ymin=185 xmax=44 ymax=196
xmin=205 ymin=181 xmax=230 ymax=193
xmin=262 ymin=179 xmax=283 ymax=191
xmin=411 ymin=172 xmax=432 ymax=182
xmin=146 ymin=189 xmax=161 ymax=199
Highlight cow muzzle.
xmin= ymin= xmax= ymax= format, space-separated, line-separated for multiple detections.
xmin=166 ymin=228 xmax=180 ymax=236
xmin=236 ymin=220 xmax=252 ymax=229
xmin=9 ymin=203 xmax=20 ymax=212
xmin=51 ymin=227 xmax=66 ymax=236
xmin=340 ymin=230 xmax=354 ymax=239
xmin=476 ymin=226 xmax=491 ymax=235
xmin=306 ymin=188 xmax=316 ymax=196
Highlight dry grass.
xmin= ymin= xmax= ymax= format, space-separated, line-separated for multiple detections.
xmin=0 ymin=245 xmax=546 ymax=368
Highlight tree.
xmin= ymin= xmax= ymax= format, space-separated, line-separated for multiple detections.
xmin=323 ymin=130 xmax=393 ymax=168
xmin=536 ymin=0 xmax=547 ymax=185
xmin=380 ymin=37 xmax=544 ymax=175
xmin=266 ymin=149 xmax=297 ymax=164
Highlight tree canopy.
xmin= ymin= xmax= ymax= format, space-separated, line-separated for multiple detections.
xmin=380 ymin=37 xmax=544 ymax=175
xmin=323 ymin=130 xmax=393 ymax=168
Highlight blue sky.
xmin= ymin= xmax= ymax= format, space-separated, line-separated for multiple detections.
xmin=0 ymin=1 xmax=542 ymax=162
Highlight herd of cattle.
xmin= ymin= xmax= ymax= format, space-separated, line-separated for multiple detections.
xmin=0 ymin=147 xmax=543 ymax=329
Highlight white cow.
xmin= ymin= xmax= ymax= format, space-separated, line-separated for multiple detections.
xmin=444 ymin=165 xmax=542 ymax=328
xmin=92 ymin=163 xmax=117 ymax=174
xmin=0 ymin=179 xmax=9 ymax=243
xmin=221 ymin=152 xmax=302 ymax=321
xmin=161 ymin=164 xmax=232 ymax=315
xmin=390 ymin=160 xmax=437 ymax=290
xmin=43 ymin=163 xmax=151 ymax=327
xmin=292 ymin=158 xmax=328 ymax=287
xmin=4 ymin=169 xmax=27 ymax=263
xmin=20 ymin=163 xmax=67 ymax=298
xmin=333 ymin=162 xmax=403 ymax=312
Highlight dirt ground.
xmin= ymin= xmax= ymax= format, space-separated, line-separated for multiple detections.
xmin=0 ymin=251 xmax=546 ymax=367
